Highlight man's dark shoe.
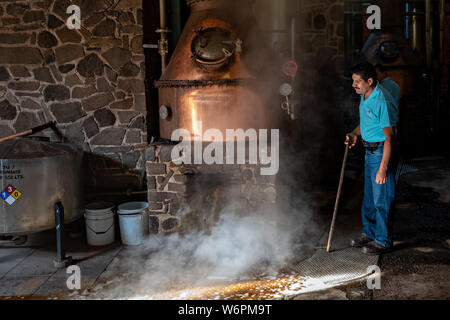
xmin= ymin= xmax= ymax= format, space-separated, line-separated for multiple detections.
xmin=350 ymin=236 xmax=373 ymax=248
xmin=361 ymin=242 xmax=391 ymax=255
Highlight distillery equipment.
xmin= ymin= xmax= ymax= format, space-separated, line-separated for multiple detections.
xmin=155 ymin=0 xmax=300 ymax=141
xmin=0 ymin=138 xmax=83 ymax=236
xmin=360 ymin=31 xmax=422 ymax=96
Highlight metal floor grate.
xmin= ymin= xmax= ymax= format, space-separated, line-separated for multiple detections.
xmin=291 ymin=247 xmax=379 ymax=286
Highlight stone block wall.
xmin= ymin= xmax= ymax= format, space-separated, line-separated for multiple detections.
xmin=146 ymin=144 xmax=278 ymax=234
xmin=0 ymin=0 xmax=147 ymax=190
xmin=301 ymin=0 xmax=344 ymax=68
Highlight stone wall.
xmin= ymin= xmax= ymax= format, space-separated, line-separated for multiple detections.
xmin=0 ymin=0 xmax=147 ymax=190
xmin=301 ymin=0 xmax=344 ymax=62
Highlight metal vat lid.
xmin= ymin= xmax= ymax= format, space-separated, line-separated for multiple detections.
xmin=0 ymin=138 xmax=74 ymax=159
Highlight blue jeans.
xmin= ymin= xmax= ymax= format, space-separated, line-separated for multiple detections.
xmin=362 ymin=146 xmax=395 ymax=248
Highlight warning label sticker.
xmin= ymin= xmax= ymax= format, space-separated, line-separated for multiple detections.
xmin=1 ymin=184 xmax=22 ymax=206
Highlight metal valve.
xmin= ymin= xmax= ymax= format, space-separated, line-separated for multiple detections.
xmin=279 ymin=83 xmax=296 ymax=120
xmin=279 ymin=83 xmax=293 ymax=97
xmin=160 ymin=105 xmax=171 ymax=120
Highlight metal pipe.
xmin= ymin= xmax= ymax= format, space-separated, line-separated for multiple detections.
xmin=160 ymin=0 xmax=167 ymax=29
xmin=170 ymin=0 xmax=182 ymax=52
xmin=53 ymin=202 xmax=72 ymax=268
xmin=411 ymin=4 xmax=424 ymax=52
xmin=258 ymin=0 xmax=290 ymax=49
xmin=158 ymin=0 xmax=168 ymax=73
xmin=55 ymin=202 xmax=65 ymax=262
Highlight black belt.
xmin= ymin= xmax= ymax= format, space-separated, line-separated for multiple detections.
xmin=362 ymin=140 xmax=384 ymax=151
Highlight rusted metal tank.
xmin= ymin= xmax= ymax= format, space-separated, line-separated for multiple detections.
xmin=0 ymin=138 xmax=83 ymax=235
xmin=361 ymin=31 xmax=422 ymax=97
xmin=155 ymin=0 xmax=288 ymax=141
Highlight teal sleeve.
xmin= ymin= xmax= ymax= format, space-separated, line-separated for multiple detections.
xmin=379 ymin=98 xmax=398 ymax=128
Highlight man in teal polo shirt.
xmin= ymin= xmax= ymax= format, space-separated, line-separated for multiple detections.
xmin=345 ymin=62 xmax=398 ymax=255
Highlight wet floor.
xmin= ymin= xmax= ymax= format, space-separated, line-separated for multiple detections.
xmin=1 ymin=157 xmax=449 ymax=300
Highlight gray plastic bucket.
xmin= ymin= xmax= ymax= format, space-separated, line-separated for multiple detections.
xmin=117 ymin=202 xmax=149 ymax=246
xmin=84 ymin=202 xmax=115 ymax=246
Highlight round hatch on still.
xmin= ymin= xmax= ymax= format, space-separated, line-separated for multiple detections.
xmin=191 ymin=27 xmax=235 ymax=67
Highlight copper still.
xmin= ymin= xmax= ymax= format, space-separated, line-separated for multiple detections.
xmin=155 ymin=0 xmax=297 ymax=141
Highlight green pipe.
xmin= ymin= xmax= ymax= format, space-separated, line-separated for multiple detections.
xmin=169 ymin=0 xmax=182 ymax=54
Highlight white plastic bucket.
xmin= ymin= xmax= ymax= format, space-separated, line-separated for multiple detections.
xmin=84 ymin=202 xmax=115 ymax=246
xmin=117 ymin=202 xmax=149 ymax=246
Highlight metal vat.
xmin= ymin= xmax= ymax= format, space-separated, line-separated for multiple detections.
xmin=0 ymin=138 xmax=83 ymax=235
xmin=155 ymin=0 xmax=292 ymax=141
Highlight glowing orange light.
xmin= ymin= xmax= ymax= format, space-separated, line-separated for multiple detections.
xmin=190 ymin=97 xmax=200 ymax=140
xmin=133 ymin=274 xmax=307 ymax=300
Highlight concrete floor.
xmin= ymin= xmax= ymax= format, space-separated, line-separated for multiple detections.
xmin=0 ymin=231 xmax=123 ymax=298
xmin=0 ymin=157 xmax=449 ymax=300
xmin=293 ymin=157 xmax=450 ymax=300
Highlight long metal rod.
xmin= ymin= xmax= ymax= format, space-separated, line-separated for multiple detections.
xmin=55 ymin=202 xmax=66 ymax=262
xmin=326 ymin=144 xmax=349 ymax=253
xmin=159 ymin=0 xmax=168 ymax=73
xmin=54 ymin=202 xmax=73 ymax=268
xmin=160 ymin=0 xmax=167 ymax=29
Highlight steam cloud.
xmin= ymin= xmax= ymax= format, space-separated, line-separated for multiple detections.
xmin=82 ymin=0 xmax=334 ymax=300
xmin=85 ymin=175 xmax=320 ymax=300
